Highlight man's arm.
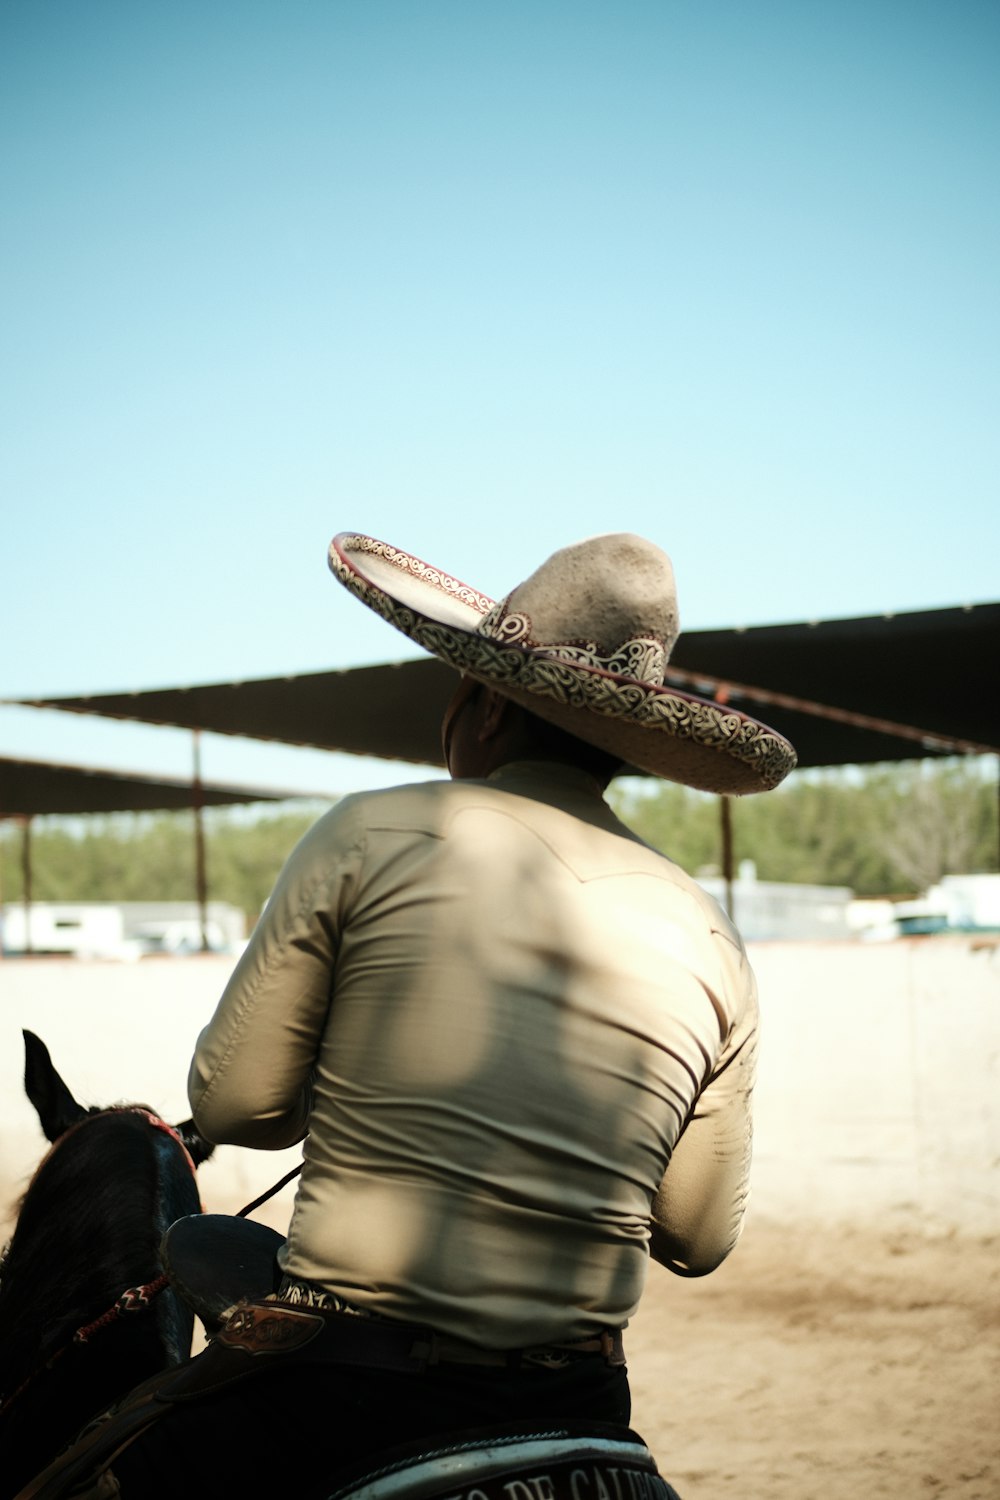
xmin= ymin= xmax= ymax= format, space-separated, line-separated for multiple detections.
xmin=186 ymin=800 xmax=365 ymax=1149
xmin=649 ymin=946 xmax=759 ymax=1276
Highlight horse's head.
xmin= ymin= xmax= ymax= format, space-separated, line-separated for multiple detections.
xmin=22 ymin=1028 xmax=215 ymax=1167
xmin=0 ymin=1032 xmax=218 ymax=1490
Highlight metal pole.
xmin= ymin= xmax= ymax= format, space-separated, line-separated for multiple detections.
xmin=22 ymin=816 xmax=33 ymax=955
xmin=720 ymin=796 xmax=734 ymax=920
xmin=192 ymin=731 xmax=209 ymax=952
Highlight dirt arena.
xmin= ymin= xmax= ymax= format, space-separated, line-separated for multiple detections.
xmin=627 ymin=1215 xmax=999 ymax=1500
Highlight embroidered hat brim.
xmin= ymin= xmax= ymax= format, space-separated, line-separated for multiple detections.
xmin=328 ymin=532 xmax=797 ymax=795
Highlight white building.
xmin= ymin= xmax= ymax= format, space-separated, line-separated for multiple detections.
xmin=850 ymin=873 xmax=1000 ymax=941
xmin=0 ymin=901 xmax=247 ymax=960
xmin=696 ymin=861 xmax=854 ymax=941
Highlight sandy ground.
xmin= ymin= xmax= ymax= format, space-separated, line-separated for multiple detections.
xmin=627 ymin=1215 xmax=999 ymax=1500
xmin=198 ymin=1190 xmax=998 ymax=1500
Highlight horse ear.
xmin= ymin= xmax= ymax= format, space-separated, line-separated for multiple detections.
xmin=174 ymin=1119 xmax=216 ymax=1167
xmin=22 ymin=1029 xmax=88 ymax=1142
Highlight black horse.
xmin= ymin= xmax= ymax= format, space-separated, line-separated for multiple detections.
xmin=0 ymin=1031 xmax=214 ymax=1499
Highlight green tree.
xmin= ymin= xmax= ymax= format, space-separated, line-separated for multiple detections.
xmin=2 ymin=760 xmax=996 ymax=912
xmin=611 ymin=756 xmax=998 ymax=895
xmin=0 ymin=804 xmax=328 ymax=925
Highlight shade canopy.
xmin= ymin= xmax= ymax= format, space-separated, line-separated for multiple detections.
xmin=664 ymin=600 xmax=998 ymax=761
xmin=9 ymin=601 xmax=999 ymax=776
xmin=0 ymin=754 xmax=304 ymax=819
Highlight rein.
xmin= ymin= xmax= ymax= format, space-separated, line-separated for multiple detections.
xmin=236 ymin=1163 xmax=302 ymax=1218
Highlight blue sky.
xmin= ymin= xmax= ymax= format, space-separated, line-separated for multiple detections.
xmin=2 ymin=0 xmax=997 ymax=799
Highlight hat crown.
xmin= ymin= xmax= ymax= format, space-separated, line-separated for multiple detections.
xmin=478 ymin=533 xmax=679 ymax=686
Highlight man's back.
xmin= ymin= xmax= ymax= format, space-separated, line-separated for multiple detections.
xmin=189 ymin=760 xmax=758 ymax=1347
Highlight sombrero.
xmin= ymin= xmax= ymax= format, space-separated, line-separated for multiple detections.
xmin=328 ymin=531 xmax=797 ymax=794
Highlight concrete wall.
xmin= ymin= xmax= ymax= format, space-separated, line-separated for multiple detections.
xmin=0 ymin=956 xmax=304 ymax=1239
xmin=2 ymin=936 xmax=998 ymax=1239
xmin=747 ymin=936 xmax=1000 ymax=1233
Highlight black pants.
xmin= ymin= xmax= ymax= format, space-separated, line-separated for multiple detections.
xmin=108 ymin=1354 xmax=632 ymax=1499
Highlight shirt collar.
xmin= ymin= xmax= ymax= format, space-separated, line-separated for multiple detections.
xmin=485 ymin=759 xmax=609 ymax=807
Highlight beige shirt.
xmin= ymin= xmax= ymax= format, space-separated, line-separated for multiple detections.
xmin=188 ymin=761 xmax=759 ymax=1348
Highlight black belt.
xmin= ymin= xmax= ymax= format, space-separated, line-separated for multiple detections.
xmin=411 ymin=1327 xmax=626 ymax=1369
xmin=211 ymin=1299 xmax=626 ymax=1377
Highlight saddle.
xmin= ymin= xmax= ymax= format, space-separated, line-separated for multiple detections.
xmin=159 ymin=1212 xmax=286 ymax=1331
xmin=18 ymin=1410 xmax=680 ymax=1500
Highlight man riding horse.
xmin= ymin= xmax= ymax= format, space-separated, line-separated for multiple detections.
xmin=23 ymin=530 xmax=795 ymax=1498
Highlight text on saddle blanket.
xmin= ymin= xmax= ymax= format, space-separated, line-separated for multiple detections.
xmin=421 ymin=1463 xmax=673 ymax=1500
xmin=337 ymin=1434 xmax=675 ymax=1500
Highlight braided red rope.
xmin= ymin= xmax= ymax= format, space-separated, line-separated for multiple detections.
xmin=0 ymin=1272 xmax=174 ymax=1416
xmin=73 ymin=1273 xmax=172 ymax=1344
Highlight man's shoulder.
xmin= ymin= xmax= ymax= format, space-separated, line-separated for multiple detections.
xmin=602 ymin=817 xmax=749 ymax=946
xmin=332 ymin=776 xmax=483 ymax=831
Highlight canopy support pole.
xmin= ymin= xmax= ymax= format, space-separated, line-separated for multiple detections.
xmin=21 ymin=815 xmax=33 ymax=955
xmin=192 ymin=731 xmax=209 ymax=953
xmin=720 ymin=796 xmax=734 ymax=920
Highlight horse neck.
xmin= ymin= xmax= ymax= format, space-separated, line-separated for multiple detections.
xmin=0 ymin=1108 xmax=202 ymax=1393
